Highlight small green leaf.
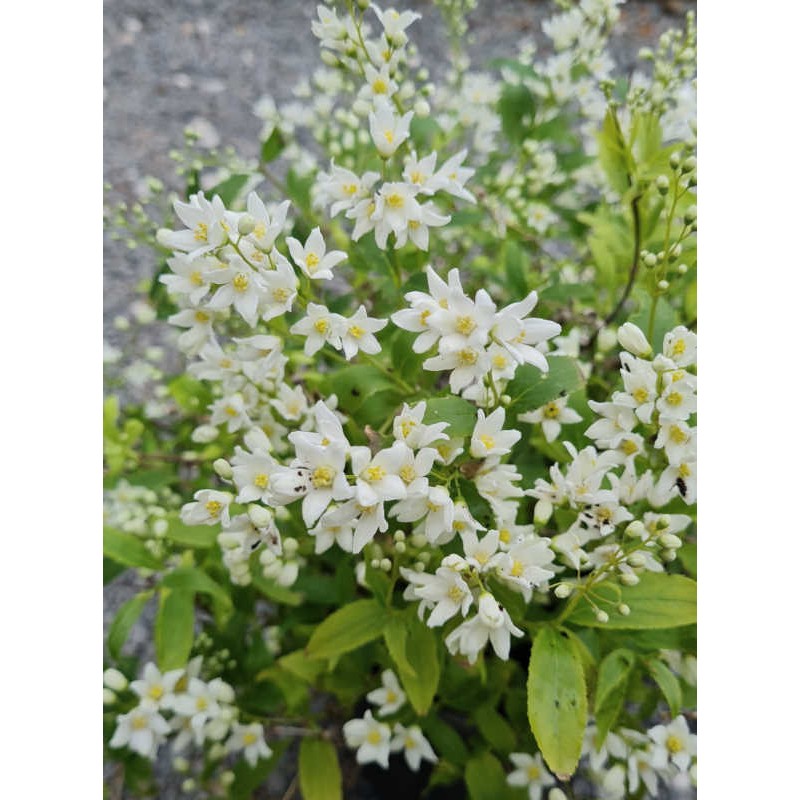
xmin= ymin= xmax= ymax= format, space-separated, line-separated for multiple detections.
xmin=528 ymin=626 xmax=588 ymax=778
xmin=498 ymin=83 xmax=535 ymax=146
xmin=103 ymin=527 xmax=161 ymax=571
xmin=421 ymin=716 xmax=469 ymax=767
xmin=507 ymin=357 xmax=584 ymax=415
xmin=299 ymin=739 xmax=342 ymax=800
xmin=306 ymin=599 xmax=388 ymax=661
xmin=384 ymin=616 xmax=417 ymax=678
xmin=646 ymin=658 xmax=683 ymax=717
xmin=164 ymin=515 xmax=218 ymax=549
xmin=107 ymin=590 xmax=154 ymax=659
xmin=390 ymin=613 xmax=440 ymax=716
xmin=464 ymin=751 xmax=510 ymax=800
xmin=251 ymin=574 xmax=303 ymax=606
xmin=260 ymin=129 xmax=286 ymax=164
xmin=275 ymin=650 xmax=326 ymax=684
xmin=597 ymin=108 xmax=630 ymax=194
xmin=474 ymin=705 xmax=517 ymax=754
xmin=567 ymin=574 xmax=697 ymax=629
xmin=155 ymin=588 xmax=195 ymax=671
xmin=161 ymin=567 xmax=232 ymax=612
xmin=679 ymin=541 xmax=697 ymax=578
xmin=593 ymin=648 xmax=636 ymax=744
xmin=424 ymin=396 xmax=478 ymax=437
xmin=504 ymin=239 xmax=528 ymax=297
xmin=209 ymin=173 xmax=250 ymax=207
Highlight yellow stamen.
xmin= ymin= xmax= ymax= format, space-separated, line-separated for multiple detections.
xmin=312 ymin=466 xmax=335 ymax=489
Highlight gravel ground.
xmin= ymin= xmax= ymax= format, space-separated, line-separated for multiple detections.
xmin=104 ymin=1 xmax=695 ymax=797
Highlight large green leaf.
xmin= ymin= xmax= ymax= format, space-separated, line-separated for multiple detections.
xmin=507 ymin=357 xmax=584 ymax=415
xmin=474 ymin=705 xmax=517 ymax=754
xmin=423 ymin=396 xmax=477 ymax=438
xmin=527 ymin=626 xmax=588 ymax=778
xmin=251 ymin=574 xmax=303 ymax=607
xmin=103 ymin=527 xmax=161 ymax=571
xmin=420 ymin=716 xmax=468 ymax=767
xmin=593 ymin=648 xmax=636 ymax=744
xmin=567 ymin=573 xmax=697 ymax=629
xmin=305 ymin=599 xmax=388 ymax=661
xmin=209 ymin=173 xmax=250 ymax=207
xmin=107 ymin=590 xmax=154 ymax=660
xmin=597 ymin=108 xmax=630 ymax=195
xmin=299 ymin=738 xmax=342 ymax=800
xmin=260 ymin=129 xmax=286 ymax=164
xmin=464 ymin=751 xmax=512 ymax=800
xmin=155 ymin=588 xmax=195 ymax=671
xmin=163 ymin=514 xmax=217 ymax=549
xmin=385 ymin=612 xmax=440 ymax=716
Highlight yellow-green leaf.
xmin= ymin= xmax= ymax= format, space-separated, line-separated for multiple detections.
xmin=527 ymin=626 xmax=588 ymax=778
xmin=155 ymin=588 xmax=194 ymax=671
xmin=305 ymin=599 xmax=388 ymax=661
xmin=299 ymin=738 xmax=342 ymax=800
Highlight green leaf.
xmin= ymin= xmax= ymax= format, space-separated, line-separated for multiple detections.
xmin=597 ymin=108 xmax=630 ymax=194
xmin=504 ymin=239 xmax=528 ymax=297
xmin=260 ymin=129 xmax=286 ymax=164
xmin=384 ymin=616 xmax=417 ymax=678
xmin=498 ymin=83 xmax=535 ymax=146
xmin=103 ymin=527 xmax=161 ymax=571
xmin=230 ymin=740 xmax=288 ymax=800
xmin=161 ymin=567 xmax=232 ymax=613
xmin=164 ymin=515 xmax=218 ymax=549
xmin=107 ymin=590 xmax=154 ymax=660
xmin=167 ymin=374 xmax=211 ymax=415
xmin=593 ymin=648 xmax=636 ymax=744
xmin=209 ymin=173 xmax=250 ymax=207
xmin=507 ymin=357 xmax=584 ymax=415
xmin=305 ymin=599 xmax=388 ymax=661
xmin=679 ymin=541 xmax=697 ymax=578
xmin=645 ymin=658 xmax=683 ymax=717
xmin=474 ymin=705 xmax=517 ymax=754
xmin=275 ymin=650 xmax=326 ymax=684
xmin=527 ymin=626 xmax=588 ymax=779
xmin=155 ymin=588 xmax=195 ymax=671
xmin=464 ymin=751 xmax=510 ymax=800
xmin=423 ymin=396 xmax=478 ymax=438
xmin=567 ymin=574 xmax=697 ymax=629
xmin=299 ymin=739 xmax=342 ymax=800
xmin=389 ymin=613 xmax=440 ymax=716
xmin=420 ymin=716 xmax=469 ymax=767
xmin=251 ymin=573 xmax=303 ymax=606
xmin=630 ymin=296 xmax=678 ymax=353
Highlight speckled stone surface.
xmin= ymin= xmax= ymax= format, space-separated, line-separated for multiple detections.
xmin=104 ymin=2 xmax=695 ymax=797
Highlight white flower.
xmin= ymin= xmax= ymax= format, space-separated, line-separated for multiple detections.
xmin=129 ymin=663 xmax=183 ymax=710
xmin=245 ymin=194 xmax=289 ymax=252
xmin=372 ymin=5 xmax=421 ymax=45
xmin=401 ymin=556 xmax=472 ymax=626
xmin=491 ymin=536 xmax=557 ymax=601
xmin=391 ymin=484 xmax=455 ymax=545
xmin=341 ymin=305 xmax=387 ymax=360
xmin=226 ymin=722 xmax=272 ymax=767
xmin=470 ymin=407 xmax=522 ymax=457
xmin=287 ymin=227 xmax=347 ymax=281
xmin=290 ymin=303 xmax=346 ymax=356
xmin=369 ymin=99 xmax=413 ymax=158
xmin=648 ymin=715 xmax=696 ymax=772
xmin=366 ymin=669 xmax=407 ymax=717
xmin=210 ymin=393 xmax=252 ymax=433
xmin=271 ymin=383 xmax=309 ymax=422
xmin=361 ymin=63 xmax=399 ymax=102
xmin=519 ymin=396 xmax=583 ymax=442
xmin=351 ymin=443 xmax=408 ymax=506
xmin=308 ymin=507 xmax=356 ymax=554
xmin=288 ymin=438 xmax=353 ymax=526
xmin=159 ymin=191 xmax=228 ymax=259
xmin=507 ymin=752 xmax=556 ymax=800
xmin=181 ymin=489 xmax=233 ymax=526
xmin=390 ymin=724 xmax=438 ymax=771
xmin=343 ymin=710 xmax=392 ymax=768
xmin=259 ymin=251 xmax=298 ymax=320
xmin=492 ymin=290 xmax=561 ymax=372
xmin=109 ymin=703 xmax=171 ymax=759
xmin=445 ymin=593 xmax=524 ymax=663
xmin=423 ymin=341 xmax=491 ymax=394
xmin=656 ymin=379 xmax=696 ymax=421
xmin=205 ymin=257 xmax=266 ymax=327
xmin=662 ymin=326 xmax=697 ymax=367
xmin=316 ymin=161 xmax=379 ymax=217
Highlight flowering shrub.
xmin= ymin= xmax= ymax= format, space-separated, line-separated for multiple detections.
xmin=104 ymin=1 xmax=697 ymax=797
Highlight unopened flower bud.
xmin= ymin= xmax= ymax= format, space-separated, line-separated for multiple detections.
xmin=669 ymin=152 xmax=681 ymax=170
xmin=534 ymin=498 xmax=553 ymax=525
xmin=655 ymin=174 xmax=670 ymax=194
xmin=684 ymin=205 xmax=697 ymax=224
xmin=370 ymin=558 xmax=380 ymax=569
xmin=618 ymin=323 xmax=652 ymax=357
xmin=681 ymin=156 xmax=697 ymax=173
xmin=554 ymin=583 xmax=573 ymax=599
xmin=677 ymin=263 xmax=688 ymax=274
xmin=181 ymin=779 xmax=196 ymax=793
xmin=596 ymin=610 xmax=609 ymax=623
xmin=153 ymin=518 xmax=168 ymax=538
xmin=191 ymin=424 xmax=219 ymax=443
xmin=627 ymin=552 xmax=646 ymax=568
xmin=661 ymin=548 xmax=678 ymax=562
xmin=659 ymin=533 xmax=682 ymax=549
xmin=395 ymin=541 xmax=406 ymax=554
xmin=237 ymin=214 xmax=256 ymax=236
xmin=173 ymin=756 xmax=190 ymax=773
xmin=260 ymin=549 xmax=277 ymax=566
xmin=320 ymin=50 xmax=339 ymax=67
xmin=102 ymin=688 xmax=117 ymax=705
xmin=411 ymin=533 xmax=428 ymax=549
xmin=213 ymin=458 xmax=233 ymax=480
xmin=103 ymin=668 xmax=128 ymax=692
xmin=658 ymin=280 xmax=669 ymax=291
xmin=597 ymin=326 xmax=618 ymax=352
xmin=248 ymin=504 xmax=272 ymax=529
xmin=620 ymin=571 xmax=640 ymax=586
xmin=500 ymin=394 xmax=512 ymax=405
xmin=414 ymin=561 xmax=425 ymax=572
xmin=113 ymin=315 xmax=130 ymax=331
xmin=221 ymin=771 xmax=235 ymax=788
xmin=380 ymin=558 xmax=392 ymax=572
xmin=283 ymin=537 xmax=299 ymax=555
xmin=413 ymin=99 xmax=430 ymax=117
xmin=549 ymin=790 xmax=569 ymax=800
xmin=618 ymin=603 xmax=631 ymax=616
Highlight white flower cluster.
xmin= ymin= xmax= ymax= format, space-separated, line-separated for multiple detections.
xmin=309 ymin=4 xmax=475 ymax=251
xmin=392 ymin=265 xmax=562 ymax=397
xmin=581 ymin=715 xmax=697 ymax=798
xmin=529 ymin=323 xmax=696 ymax=587
xmin=343 ymin=670 xmax=437 ymax=771
xmin=104 ymin=480 xmax=179 ymax=539
xmin=104 ymin=660 xmax=271 ymax=767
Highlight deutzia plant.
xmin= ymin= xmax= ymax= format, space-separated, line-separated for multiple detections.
xmin=104 ymin=1 xmax=697 ymax=797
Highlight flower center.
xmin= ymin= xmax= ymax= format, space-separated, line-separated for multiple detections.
xmin=399 ymin=465 xmax=416 ymax=484
xmin=348 ymin=325 xmax=365 ymax=339
xmin=510 ymin=559 xmax=524 ymax=577
xmin=479 ymin=434 xmax=495 ymax=451
xmin=312 ymin=466 xmax=335 ymax=489
xmin=205 ymin=500 xmax=223 ymax=517
xmin=242 ymin=732 xmax=258 ymax=746
xmin=305 ymin=252 xmax=320 ymax=272
xmin=233 ymin=273 xmax=249 ymax=292
xmin=386 ymin=192 xmax=404 ymax=209
xmin=456 ymin=315 xmax=476 ymax=335
xmin=364 ymin=465 xmax=386 ymax=483
xmin=367 ymin=730 xmax=383 ymax=745
xmin=457 ymin=348 xmax=478 ymax=366
xmin=314 ymin=318 xmax=330 ymax=335
xmin=666 ymin=735 xmax=683 ymax=754
xmin=190 ymin=270 xmax=204 ymax=286
xmin=194 ymin=222 xmax=208 ymax=242
xmin=254 ymin=473 xmax=269 ymax=489
xmin=131 ymin=714 xmax=148 ymax=731
xmin=633 ymin=387 xmax=649 ymax=403
xmin=543 ymin=402 xmax=560 ymax=419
